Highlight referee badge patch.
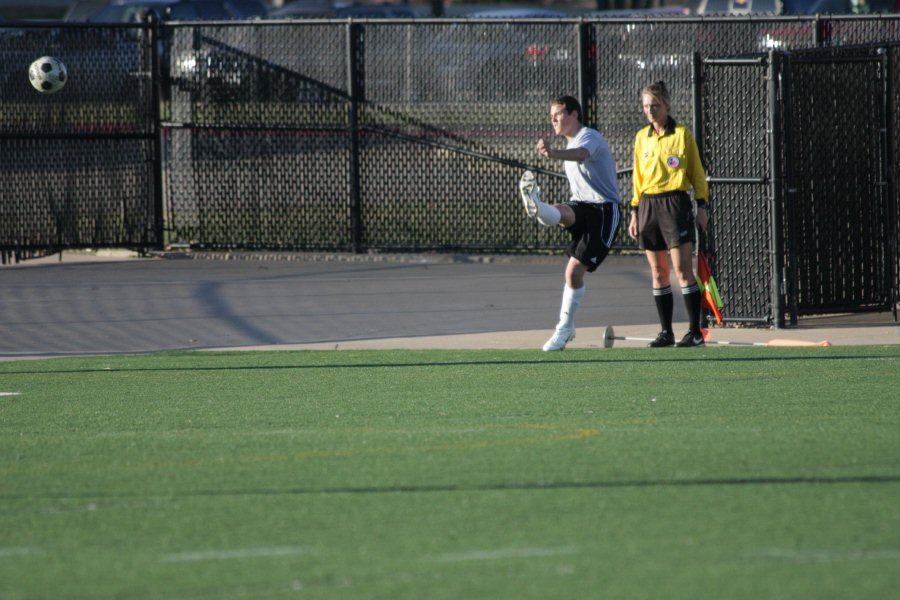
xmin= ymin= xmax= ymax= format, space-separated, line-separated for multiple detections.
xmin=666 ymin=155 xmax=680 ymax=168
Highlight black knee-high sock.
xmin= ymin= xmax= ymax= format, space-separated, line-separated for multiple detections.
xmin=653 ymin=286 xmax=673 ymax=333
xmin=682 ymin=283 xmax=702 ymax=333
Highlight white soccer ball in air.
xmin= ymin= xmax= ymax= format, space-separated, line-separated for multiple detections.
xmin=28 ymin=56 xmax=68 ymax=94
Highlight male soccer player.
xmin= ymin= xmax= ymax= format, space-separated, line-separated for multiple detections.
xmin=519 ymin=95 xmax=621 ymax=351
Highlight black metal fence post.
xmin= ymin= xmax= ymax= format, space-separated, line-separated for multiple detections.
xmin=148 ymin=14 xmax=165 ymax=249
xmin=781 ymin=49 xmax=799 ymax=326
xmin=578 ymin=21 xmax=594 ymax=127
xmin=347 ymin=22 xmax=363 ymax=253
xmin=880 ymin=47 xmax=898 ymax=320
xmin=768 ymin=50 xmax=786 ymax=328
xmin=692 ymin=51 xmax=702 ymax=157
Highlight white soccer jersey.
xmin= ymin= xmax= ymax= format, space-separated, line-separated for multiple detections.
xmin=564 ymin=127 xmax=620 ymax=205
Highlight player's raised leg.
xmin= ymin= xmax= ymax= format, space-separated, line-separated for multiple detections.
xmin=519 ymin=171 xmax=561 ymax=227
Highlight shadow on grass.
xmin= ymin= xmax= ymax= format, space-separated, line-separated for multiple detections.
xmin=4 ymin=474 xmax=899 ymax=501
xmin=2 ymin=352 xmax=897 ymax=376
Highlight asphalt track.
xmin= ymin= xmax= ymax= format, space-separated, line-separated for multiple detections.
xmin=1 ymin=251 xmax=897 ymax=360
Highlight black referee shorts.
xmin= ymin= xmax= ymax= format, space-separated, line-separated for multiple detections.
xmin=636 ymin=191 xmax=695 ymax=251
xmin=564 ymin=201 xmax=620 ymax=272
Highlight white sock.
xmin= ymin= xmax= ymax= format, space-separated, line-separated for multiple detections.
xmin=557 ymin=285 xmax=584 ymax=330
xmin=536 ymin=202 xmax=561 ymax=227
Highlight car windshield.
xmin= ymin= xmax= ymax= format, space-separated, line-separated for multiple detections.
xmin=167 ymin=1 xmax=231 ymax=19
xmin=90 ymin=2 xmax=173 ymax=22
xmin=89 ymin=0 xmax=245 ymax=22
xmin=225 ymin=0 xmax=266 ymax=18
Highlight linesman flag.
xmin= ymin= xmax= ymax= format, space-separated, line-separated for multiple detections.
xmin=696 ymin=251 xmax=724 ymax=324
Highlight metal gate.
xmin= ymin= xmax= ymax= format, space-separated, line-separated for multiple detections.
xmin=782 ymin=46 xmax=896 ymax=322
xmin=700 ymin=45 xmax=897 ymax=326
xmin=699 ymin=54 xmax=776 ymax=324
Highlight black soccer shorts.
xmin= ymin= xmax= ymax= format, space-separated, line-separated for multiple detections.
xmin=564 ymin=201 xmax=620 ymax=272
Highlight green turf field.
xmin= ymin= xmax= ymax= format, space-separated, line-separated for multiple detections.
xmin=2 ymin=346 xmax=899 ymax=599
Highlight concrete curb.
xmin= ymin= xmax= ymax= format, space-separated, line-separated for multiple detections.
xmin=152 ymin=249 xmax=568 ymax=265
xmin=204 ymin=322 xmax=899 ymax=352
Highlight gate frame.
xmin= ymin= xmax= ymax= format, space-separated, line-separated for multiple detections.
xmin=700 ymin=44 xmax=898 ymax=328
xmin=698 ymin=53 xmax=779 ymax=326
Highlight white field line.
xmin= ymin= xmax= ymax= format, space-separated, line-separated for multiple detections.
xmin=749 ymin=548 xmax=900 ymax=563
xmin=160 ymin=546 xmax=308 ymax=563
xmin=0 ymin=547 xmax=43 ymax=558
xmin=425 ymin=546 xmax=578 ymax=563
xmin=0 ymin=392 xmax=21 ymax=396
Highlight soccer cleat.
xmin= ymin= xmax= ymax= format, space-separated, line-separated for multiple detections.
xmin=519 ymin=170 xmax=541 ymax=219
xmin=542 ymin=327 xmax=574 ymax=351
xmin=647 ymin=331 xmax=675 ymax=348
xmin=675 ymin=331 xmax=706 ymax=348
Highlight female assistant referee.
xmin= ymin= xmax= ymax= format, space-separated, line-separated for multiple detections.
xmin=627 ymin=81 xmax=709 ymax=348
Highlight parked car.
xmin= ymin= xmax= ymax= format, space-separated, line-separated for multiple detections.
xmin=170 ymin=2 xmax=423 ymax=102
xmin=79 ymin=0 xmax=266 ymax=102
xmin=456 ymin=7 xmax=577 ymax=17
xmin=333 ymin=2 xmax=420 ymax=17
xmin=224 ymin=0 xmax=267 ymax=18
xmin=266 ymin=0 xmax=335 ymax=18
xmin=420 ymin=14 xmax=579 ymax=102
xmin=86 ymin=0 xmax=266 ymax=22
xmin=63 ymin=0 xmax=110 ymax=21
xmin=267 ymin=1 xmax=421 ymax=19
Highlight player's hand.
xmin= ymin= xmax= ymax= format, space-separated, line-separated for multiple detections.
xmin=628 ymin=212 xmax=638 ymax=240
xmin=535 ymin=138 xmax=552 ymax=158
xmin=696 ymin=206 xmax=709 ymax=231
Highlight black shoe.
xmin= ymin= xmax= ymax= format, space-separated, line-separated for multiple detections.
xmin=676 ymin=331 xmax=706 ymax=348
xmin=647 ymin=331 xmax=675 ymax=348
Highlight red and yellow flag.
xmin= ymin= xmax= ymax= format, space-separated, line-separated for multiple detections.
xmin=696 ymin=251 xmax=724 ymax=324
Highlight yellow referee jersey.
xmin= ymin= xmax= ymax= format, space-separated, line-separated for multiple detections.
xmin=630 ymin=118 xmax=708 ymax=209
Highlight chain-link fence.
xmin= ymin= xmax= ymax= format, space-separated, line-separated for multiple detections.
xmin=0 ymin=23 xmax=160 ymax=262
xmin=0 ymin=16 xmax=897 ymax=323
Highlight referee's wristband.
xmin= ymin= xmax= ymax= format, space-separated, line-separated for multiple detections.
xmin=696 ymin=200 xmax=708 ymax=209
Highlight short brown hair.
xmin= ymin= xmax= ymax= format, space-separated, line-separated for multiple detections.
xmin=551 ymin=95 xmax=582 ymax=124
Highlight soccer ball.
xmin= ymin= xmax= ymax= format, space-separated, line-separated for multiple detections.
xmin=28 ymin=56 xmax=68 ymax=94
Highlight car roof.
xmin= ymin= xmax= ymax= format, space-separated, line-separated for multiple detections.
xmin=267 ymin=0 xmax=335 ymax=18
xmin=87 ymin=0 xmax=263 ymax=22
xmin=333 ymin=3 xmax=418 ymax=17
xmin=64 ymin=0 xmax=113 ymax=22
xmin=102 ymin=0 xmax=175 ymax=5
xmin=459 ymin=7 xmax=575 ymax=17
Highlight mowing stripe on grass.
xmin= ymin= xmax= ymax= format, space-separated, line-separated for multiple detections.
xmin=426 ymin=546 xmax=579 ymax=563
xmin=0 ymin=547 xmax=43 ymax=558
xmin=161 ymin=546 xmax=309 ymax=563
xmin=748 ymin=548 xmax=900 ymax=563
xmin=104 ymin=425 xmax=599 ymax=473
